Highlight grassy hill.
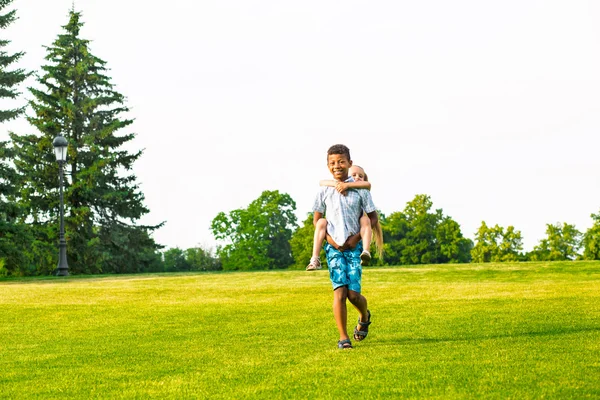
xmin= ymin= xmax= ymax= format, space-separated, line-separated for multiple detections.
xmin=1 ymin=261 xmax=599 ymax=398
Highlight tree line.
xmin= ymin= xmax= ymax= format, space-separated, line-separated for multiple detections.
xmin=207 ymin=190 xmax=600 ymax=272
xmin=1 ymin=4 xmax=599 ymax=276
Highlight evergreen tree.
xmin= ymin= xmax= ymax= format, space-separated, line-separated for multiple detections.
xmin=0 ymin=143 xmax=34 ymax=275
xmin=0 ymin=0 xmax=28 ymax=121
xmin=10 ymin=10 xmax=162 ymax=274
xmin=0 ymin=0 xmax=31 ymax=275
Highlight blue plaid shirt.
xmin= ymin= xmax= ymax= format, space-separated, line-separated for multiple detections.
xmin=312 ymin=177 xmax=377 ymax=247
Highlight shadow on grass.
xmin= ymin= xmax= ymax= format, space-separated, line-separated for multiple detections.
xmin=376 ymin=326 xmax=600 ymax=346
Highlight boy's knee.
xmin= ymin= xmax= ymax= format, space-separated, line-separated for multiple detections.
xmin=347 ymin=290 xmax=361 ymax=303
xmin=333 ymin=286 xmax=348 ymax=301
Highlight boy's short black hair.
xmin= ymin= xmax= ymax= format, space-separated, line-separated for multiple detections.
xmin=327 ymin=144 xmax=351 ymax=161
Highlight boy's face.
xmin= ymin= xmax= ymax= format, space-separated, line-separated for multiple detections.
xmin=349 ymin=166 xmax=366 ymax=182
xmin=327 ymin=153 xmax=352 ymax=181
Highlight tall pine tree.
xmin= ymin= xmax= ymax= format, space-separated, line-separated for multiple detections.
xmin=0 ymin=0 xmax=31 ymax=275
xmin=0 ymin=0 xmax=27 ymax=121
xmin=11 ymin=9 xmax=162 ymax=274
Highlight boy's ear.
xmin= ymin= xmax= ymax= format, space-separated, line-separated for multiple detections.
xmin=349 ymin=160 xmax=353 ymax=167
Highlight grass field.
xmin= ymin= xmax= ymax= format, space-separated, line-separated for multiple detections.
xmin=1 ymin=261 xmax=599 ymax=399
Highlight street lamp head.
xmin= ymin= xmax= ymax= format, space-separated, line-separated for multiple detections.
xmin=52 ymin=135 xmax=68 ymax=162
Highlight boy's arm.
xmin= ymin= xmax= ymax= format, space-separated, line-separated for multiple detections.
xmin=344 ymin=232 xmax=362 ymax=250
xmin=313 ymin=211 xmax=324 ymax=227
xmin=367 ymin=210 xmax=379 ymax=228
xmin=327 ymin=232 xmax=361 ymax=251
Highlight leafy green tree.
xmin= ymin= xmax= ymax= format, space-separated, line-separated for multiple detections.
xmin=290 ymin=212 xmax=321 ymax=269
xmin=10 ymin=10 xmax=162 ymax=274
xmin=0 ymin=0 xmax=32 ymax=275
xmin=471 ymin=222 xmax=523 ymax=263
xmin=211 ymin=190 xmax=297 ymax=270
xmin=529 ymin=222 xmax=582 ymax=261
xmin=382 ymin=194 xmax=471 ymax=265
xmin=381 ymin=210 xmax=409 ymax=266
xmin=163 ymin=247 xmax=189 ymax=272
xmin=399 ymin=194 xmax=441 ymax=264
xmin=498 ymin=226 xmax=523 ymax=261
xmin=436 ymin=216 xmax=473 ymax=263
xmin=185 ymin=246 xmax=221 ymax=271
xmin=471 ymin=222 xmax=495 ymax=263
xmin=583 ymin=211 xmax=600 ymax=260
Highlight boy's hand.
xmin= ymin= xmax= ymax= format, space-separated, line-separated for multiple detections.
xmin=326 ymin=232 xmax=361 ymax=251
xmin=336 ymin=233 xmax=362 ymax=251
xmin=335 ymin=182 xmax=349 ymax=195
xmin=345 ymin=233 xmax=361 ymax=250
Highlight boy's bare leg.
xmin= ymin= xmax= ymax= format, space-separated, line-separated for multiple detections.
xmin=333 ymin=286 xmax=350 ymax=341
xmin=348 ymin=290 xmax=369 ymax=327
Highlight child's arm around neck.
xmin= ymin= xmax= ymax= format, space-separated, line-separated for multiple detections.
xmin=320 ymin=179 xmax=371 ymax=192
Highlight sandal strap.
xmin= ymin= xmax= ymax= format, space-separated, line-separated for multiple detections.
xmin=357 ymin=310 xmax=372 ymax=327
xmin=353 ymin=328 xmax=368 ymax=337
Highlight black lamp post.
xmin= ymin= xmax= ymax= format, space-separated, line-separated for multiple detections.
xmin=53 ymin=134 xmax=69 ymax=276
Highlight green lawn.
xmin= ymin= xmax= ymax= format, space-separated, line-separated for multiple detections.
xmin=1 ymin=261 xmax=599 ymax=399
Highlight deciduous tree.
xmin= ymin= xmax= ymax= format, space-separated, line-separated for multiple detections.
xmin=185 ymin=246 xmax=221 ymax=271
xmin=471 ymin=222 xmax=523 ymax=263
xmin=163 ymin=247 xmax=189 ymax=272
xmin=289 ymin=212 xmax=319 ymax=269
xmin=211 ymin=190 xmax=297 ymax=270
xmin=530 ymin=222 xmax=582 ymax=261
xmin=583 ymin=211 xmax=600 ymax=260
xmin=383 ymin=194 xmax=471 ymax=265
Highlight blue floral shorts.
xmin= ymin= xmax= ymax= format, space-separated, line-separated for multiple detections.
xmin=324 ymin=241 xmax=363 ymax=293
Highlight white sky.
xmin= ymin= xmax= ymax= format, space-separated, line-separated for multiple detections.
xmin=2 ymin=0 xmax=599 ymax=253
